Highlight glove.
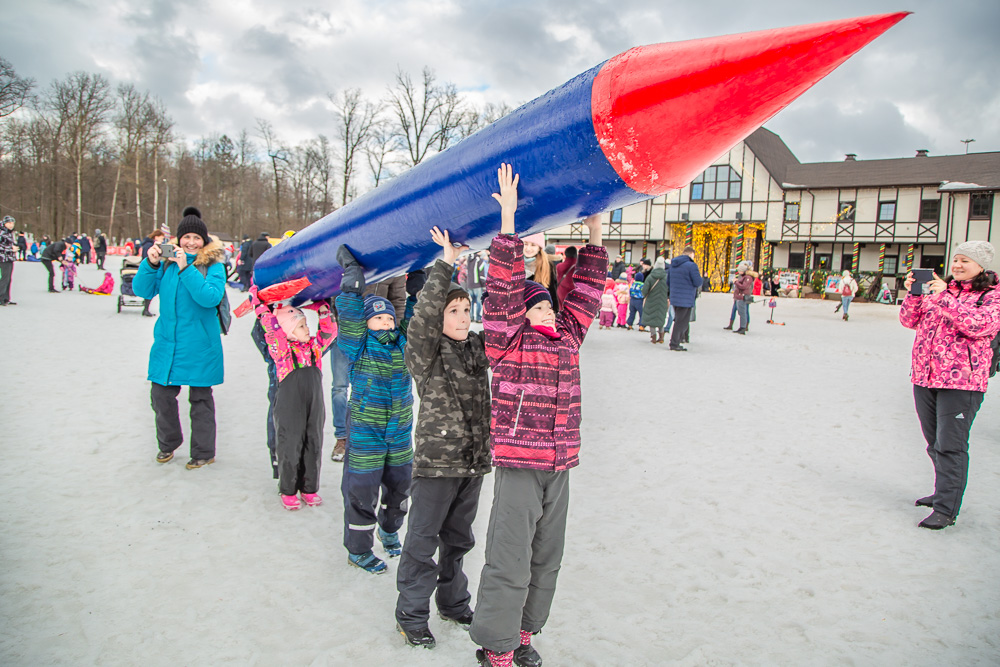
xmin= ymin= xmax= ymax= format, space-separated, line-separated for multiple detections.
xmin=337 ymin=245 xmax=365 ymax=294
xmin=406 ymin=269 xmax=427 ymax=297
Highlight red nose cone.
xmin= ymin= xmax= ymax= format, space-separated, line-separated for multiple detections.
xmin=591 ymin=12 xmax=910 ymax=195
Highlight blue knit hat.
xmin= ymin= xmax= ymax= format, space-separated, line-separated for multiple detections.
xmin=363 ymin=295 xmax=396 ymax=321
xmin=523 ymin=280 xmax=551 ymax=311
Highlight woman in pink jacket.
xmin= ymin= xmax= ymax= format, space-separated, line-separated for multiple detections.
xmin=900 ymin=241 xmax=1000 ymax=529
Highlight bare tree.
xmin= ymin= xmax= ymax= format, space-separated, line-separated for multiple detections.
xmin=257 ymin=118 xmax=289 ymax=228
xmin=365 ymin=120 xmax=396 ymax=188
xmin=458 ymin=101 xmax=514 ymax=139
xmin=48 ymin=71 xmax=114 ymax=234
xmin=330 ymin=88 xmax=376 ymax=205
xmin=145 ymin=97 xmax=173 ymax=229
xmin=387 ymin=67 xmax=451 ymax=166
xmin=0 ymin=57 xmax=35 ymax=118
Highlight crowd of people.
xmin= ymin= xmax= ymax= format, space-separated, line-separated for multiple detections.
xmin=3 ymin=165 xmax=998 ymax=665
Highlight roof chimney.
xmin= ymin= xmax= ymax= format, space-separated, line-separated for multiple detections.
xmin=844 ymin=153 xmax=857 ymax=161
xmin=915 ymin=149 xmax=929 ymax=158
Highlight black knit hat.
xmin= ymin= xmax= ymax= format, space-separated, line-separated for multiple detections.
xmin=177 ymin=207 xmax=210 ymax=246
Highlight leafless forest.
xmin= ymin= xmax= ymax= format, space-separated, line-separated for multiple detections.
xmin=0 ymin=56 xmax=510 ymax=242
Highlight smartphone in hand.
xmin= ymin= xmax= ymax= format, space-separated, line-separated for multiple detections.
xmin=909 ymin=268 xmax=934 ymax=295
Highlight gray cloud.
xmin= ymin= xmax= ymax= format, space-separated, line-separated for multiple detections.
xmin=2 ymin=0 xmax=997 ymax=165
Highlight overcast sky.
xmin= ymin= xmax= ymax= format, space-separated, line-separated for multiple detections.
xmin=3 ymin=0 xmax=998 ymax=165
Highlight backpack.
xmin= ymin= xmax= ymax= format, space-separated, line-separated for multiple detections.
xmin=974 ymin=289 xmax=1000 ymax=377
xmin=842 ymin=281 xmax=853 ymax=296
xmin=629 ymin=281 xmax=644 ymax=299
xmin=196 ymin=264 xmax=232 ymax=335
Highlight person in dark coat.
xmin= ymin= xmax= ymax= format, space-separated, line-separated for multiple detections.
xmin=609 ymin=255 xmax=626 ymax=279
xmin=236 ymin=235 xmax=253 ymax=291
xmin=139 ymin=229 xmax=165 ymax=317
xmin=248 ymin=232 xmax=271 ymax=269
xmin=0 ymin=216 xmax=16 ymax=305
xmin=16 ymin=232 xmax=28 ymax=260
xmin=39 ymin=237 xmax=68 ymax=293
xmin=641 ymin=257 xmax=670 ymax=343
xmin=394 ymin=226 xmax=491 ymax=649
xmin=94 ymin=230 xmax=108 ymax=269
xmin=79 ymin=234 xmax=92 ymax=264
xmin=666 ymin=247 xmax=703 ymax=351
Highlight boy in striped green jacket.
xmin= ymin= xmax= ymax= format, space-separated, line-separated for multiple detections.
xmin=335 ymin=245 xmax=418 ymax=575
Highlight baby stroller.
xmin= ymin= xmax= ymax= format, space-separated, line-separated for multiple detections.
xmin=118 ymin=256 xmax=146 ymax=313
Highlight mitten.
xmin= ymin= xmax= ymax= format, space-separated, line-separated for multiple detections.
xmin=337 ymin=245 xmax=365 ymax=294
xmin=406 ymin=269 xmax=427 ymax=297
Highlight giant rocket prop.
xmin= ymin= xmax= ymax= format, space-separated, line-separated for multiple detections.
xmin=255 ymin=12 xmax=908 ymax=301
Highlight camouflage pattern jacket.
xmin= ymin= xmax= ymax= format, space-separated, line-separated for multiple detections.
xmin=405 ymin=259 xmax=492 ymax=478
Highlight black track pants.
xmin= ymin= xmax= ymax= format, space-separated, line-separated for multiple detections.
xmin=274 ymin=367 xmax=325 ymax=496
xmin=912 ymin=385 xmax=984 ymax=518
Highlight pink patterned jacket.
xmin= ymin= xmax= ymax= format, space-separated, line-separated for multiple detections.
xmin=484 ymin=234 xmax=608 ymax=471
xmin=899 ymin=281 xmax=1000 ymax=392
xmin=255 ymin=303 xmax=338 ymax=383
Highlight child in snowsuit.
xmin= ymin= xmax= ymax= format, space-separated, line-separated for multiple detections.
xmin=599 ymin=288 xmax=616 ymax=329
xmin=250 ymin=289 xmax=337 ymax=510
xmin=61 ymin=253 xmax=77 ymax=290
xmin=470 ymin=164 xmax=608 ymax=667
xmin=393 ymin=226 xmax=492 ymax=649
xmin=336 ymin=245 xmax=416 ymax=575
xmin=614 ymin=277 xmax=629 ymax=327
xmin=80 ymin=272 xmax=115 ymax=294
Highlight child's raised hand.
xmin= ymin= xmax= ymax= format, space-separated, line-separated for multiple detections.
xmin=582 ymin=213 xmax=603 ymax=246
xmin=431 ymin=226 xmax=469 ymax=265
xmin=491 ymin=163 xmax=519 ymax=234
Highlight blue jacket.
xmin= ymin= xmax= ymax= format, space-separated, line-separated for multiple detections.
xmin=667 ymin=255 xmax=703 ymax=308
xmin=133 ymin=241 xmax=227 ymax=387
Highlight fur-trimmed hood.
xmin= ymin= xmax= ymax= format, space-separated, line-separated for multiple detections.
xmin=192 ymin=239 xmax=226 ymax=267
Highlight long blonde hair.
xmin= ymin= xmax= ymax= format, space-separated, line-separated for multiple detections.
xmin=529 ymin=249 xmax=553 ymax=287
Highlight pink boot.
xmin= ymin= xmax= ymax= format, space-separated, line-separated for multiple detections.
xmin=280 ymin=494 xmax=301 ymax=511
xmin=300 ymin=492 xmax=323 ymax=507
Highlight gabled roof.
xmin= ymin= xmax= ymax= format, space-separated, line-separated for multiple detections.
xmin=743 ymin=127 xmax=800 ymax=184
xmin=782 ymin=152 xmax=1000 ymax=190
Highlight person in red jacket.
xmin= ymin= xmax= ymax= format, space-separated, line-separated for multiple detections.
xmin=470 ymin=164 xmax=607 ymax=667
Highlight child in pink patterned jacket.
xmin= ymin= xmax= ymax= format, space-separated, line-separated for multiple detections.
xmin=470 ymin=164 xmax=608 ymax=667
xmin=250 ymin=287 xmax=338 ymax=511
xmin=900 ymin=241 xmax=1000 ymax=530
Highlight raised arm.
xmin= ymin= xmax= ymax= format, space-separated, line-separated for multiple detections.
xmin=335 ymin=245 xmax=368 ymax=362
xmin=556 ymin=215 xmax=608 ymax=346
xmin=484 ymin=165 xmax=526 ymax=365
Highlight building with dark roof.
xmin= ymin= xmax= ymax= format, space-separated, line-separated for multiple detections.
xmin=545 ymin=127 xmax=999 ymax=290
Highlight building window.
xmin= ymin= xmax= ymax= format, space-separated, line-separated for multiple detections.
xmin=691 ymin=165 xmax=742 ymax=201
xmin=883 ymin=256 xmax=898 ymax=275
xmin=785 ymin=203 xmax=800 ymax=221
xmin=816 ymin=254 xmax=832 ymax=270
xmin=878 ymin=201 xmax=897 ymax=222
xmin=970 ymin=193 xmax=994 ymax=219
xmin=610 ymin=209 xmax=623 ymax=223
xmin=841 ymin=253 xmax=855 ymax=271
xmin=920 ymin=199 xmax=940 ymax=222
xmin=788 ymin=252 xmax=805 ymax=269
xmin=838 ymin=201 xmax=856 ymax=221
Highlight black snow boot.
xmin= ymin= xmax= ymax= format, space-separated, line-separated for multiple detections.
xmin=514 ymin=643 xmax=543 ymax=667
xmin=915 ymin=495 xmax=934 ymax=508
xmin=918 ymin=511 xmax=955 ymax=530
xmin=397 ymin=623 xmax=436 ymax=649
xmin=723 ymin=322 xmax=733 ymax=330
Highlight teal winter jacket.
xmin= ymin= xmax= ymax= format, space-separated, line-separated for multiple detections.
xmin=132 ymin=241 xmax=227 ymax=387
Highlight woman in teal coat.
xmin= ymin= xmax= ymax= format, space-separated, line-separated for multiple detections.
xmin=133 ymin=208 xmax=227 ymax=469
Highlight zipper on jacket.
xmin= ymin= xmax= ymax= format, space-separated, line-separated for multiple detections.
xmin=511 ymin=390 xmax=525 ymax=435
xmin=967 ymin=343 xmax=974 ymax=370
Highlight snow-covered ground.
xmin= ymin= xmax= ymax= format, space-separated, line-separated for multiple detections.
xmin=2 ymin=260 xmax=998 ymax=666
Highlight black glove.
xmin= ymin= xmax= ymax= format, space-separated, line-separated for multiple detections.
xmin=337 ymin=245 xmax=365 ymax=294
xmin=406 ymin=269 xmax=427 ymax=297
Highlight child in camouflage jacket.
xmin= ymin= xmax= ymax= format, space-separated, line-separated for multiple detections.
xmin=393 ymin=226 xmax=492 ymax=649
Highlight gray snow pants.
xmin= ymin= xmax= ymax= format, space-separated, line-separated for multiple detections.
xmin=150 ymin=383 xmax=216 ymax=460
xmin=913 ymin=385 xmax=984 ymax=519
xmin=395 ymin=475 xmax=484 ymax=630
xmin=469 ymin=467 xmax=570 ymax=654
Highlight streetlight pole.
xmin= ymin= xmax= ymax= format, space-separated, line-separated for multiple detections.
xmin=961 ymin=139 xmax=975 ymax=154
